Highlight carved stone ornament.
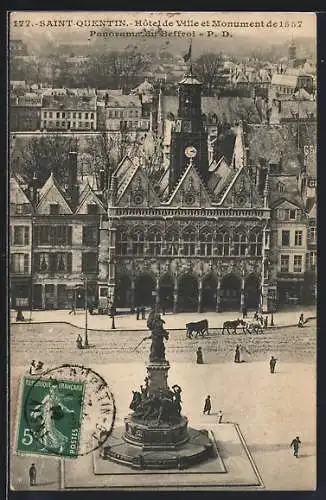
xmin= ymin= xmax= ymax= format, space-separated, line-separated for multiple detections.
xmin=132 ymin=178 xmax=145 ymax=205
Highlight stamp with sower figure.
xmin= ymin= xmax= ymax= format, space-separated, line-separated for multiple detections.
xmin=16 ymin=364 xmax=115 ymax=458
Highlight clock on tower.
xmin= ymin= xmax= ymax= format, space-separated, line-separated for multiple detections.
xmin=169 ymin=67 xmax=209 ymax=192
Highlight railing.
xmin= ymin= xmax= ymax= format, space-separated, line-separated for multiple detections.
xmin=110 ymin=207 xmax=270 ymax=219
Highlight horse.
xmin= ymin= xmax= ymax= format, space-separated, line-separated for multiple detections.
xmin=243 ymin=320 xmax=264 ymax=335
xmin=221 ymin=319 xmax=245 ymax=335
xmin=186 ymin=319 xmax=209 ymax=338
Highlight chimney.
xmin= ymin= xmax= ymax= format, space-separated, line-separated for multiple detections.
xmin=32 ymin=171 xmax=38 ymax=206
xmin=67 ymin=151 xmax=78 ymax=207
xmin=99 ymin=168 xmax=105 ymax=191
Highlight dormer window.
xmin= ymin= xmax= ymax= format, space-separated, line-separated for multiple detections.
xmin=49 ymin=204 xmax=59 ymax=215
xmin=87 ymin=204 xmax=98 ymax=215
xmin=278 ymin=182 xmax=285 ymax=193
xmin=289 ymin=209 xmax=297 ymax=220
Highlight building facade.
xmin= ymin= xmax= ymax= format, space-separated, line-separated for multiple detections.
xmin=10 ymin=68 xmax=315 ymax=313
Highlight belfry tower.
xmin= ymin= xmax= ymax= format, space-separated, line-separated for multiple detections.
xmin=169 ymin=67 xmax=209 ymax=192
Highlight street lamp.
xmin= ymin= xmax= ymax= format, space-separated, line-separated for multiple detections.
xmin=110 ymin=303 xmax=116 ymax=329
xmin=83 ymin=274 xmax=89 ymax=347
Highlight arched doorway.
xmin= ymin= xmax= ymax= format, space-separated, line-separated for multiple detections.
xmin=244 ymin=274 xmax=260 ymax=310
xmin=178 ymin=274 xmax=198 ymax=312
xmin=220 ymin=274 xmax=241 ymax=311
xmin=115 ymin=275 xmax=131 ymax=308
xmin=202 ymin=273 xmax=217 ymax=311
xmin=135 ymin=274 xmax=155 ymax=307
xmin=159 ymin=274 xmax=174 ymax=312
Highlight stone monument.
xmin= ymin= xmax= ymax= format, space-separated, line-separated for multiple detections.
xmin=102 ymin=310 xmax=215 ymax=469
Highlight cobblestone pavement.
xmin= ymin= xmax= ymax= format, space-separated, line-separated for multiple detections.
xmin=11 ymin=359 xmax=316 ymax=490
xmin=11 ymin=321 xmax=316 ymax=367
xmin=10 ymin=307 xmax=316 ymax=331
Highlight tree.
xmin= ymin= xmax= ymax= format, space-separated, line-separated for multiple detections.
xmin=11 ymin=135 xmax=77 ymax=185
xmin=193 ymin=53 xmax=223 ymax=96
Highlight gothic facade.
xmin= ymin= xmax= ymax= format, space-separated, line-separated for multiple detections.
xmin=98 ymin=68 xmax=272 ymax=313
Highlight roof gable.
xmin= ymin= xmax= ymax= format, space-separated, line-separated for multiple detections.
xmin=166 ymin=162 xmax=212 ymax=207
xmin=75 ymin=182 xmax=106 ymax=214
xmin=10 ymin=176 xmax=32 ymax=206
xmin=116 ymin=163 xmax=160 ymax=207
xmin=36 ymin=173 xmax=72 ymax=215
xmin=271 ymin=198 xmax=303 ymax=210
xmin=217 ymin=166 xmax=263 ymax=208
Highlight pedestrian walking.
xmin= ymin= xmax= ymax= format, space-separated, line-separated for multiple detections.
xmin=290 ymin=436 xmax=301 ymax=458
xmin=141 ymin=305 xmax=146 ymax=320
xmin=264 ymin=316 xmax=268 ymax=328
xmin=196 ymin=347 xmax=204 ymax=364
xmin=218 ymin=410 xmax=223 ymax=423
xmin=254 ymin=310 xmax=259 ymax=321
xmin=242 ymin=306 xmax=247 ymax=319
xmin=136 ymin=306 xmax=140 ymax=320
xmin=68 ymin=302 xmax=76 ymax=315
xmin=76 ymin=334 xmax=83 ymax=349
xmin=269 ymin=356 xmax=277 ymax=373
xmin=161 ymin=301 xmax=166 ymax=316
xmin=203 ymin=395 xmax=211 ymax=415
xmin=234 ymin=345 xmax=241 ymax=363
xmin=29 ymin=463 xmax=36 ymax=486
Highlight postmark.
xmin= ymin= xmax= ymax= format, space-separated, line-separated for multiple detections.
xmin=16 ymin=364 xmax=116 ymax=458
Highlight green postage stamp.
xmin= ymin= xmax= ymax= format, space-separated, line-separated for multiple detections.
xmin=16 ymin=376 xmax=85 ymax=458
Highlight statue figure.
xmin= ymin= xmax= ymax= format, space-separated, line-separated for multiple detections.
xmin=172 ymin=385 xmax=182 ymax=415
xmin=148 ymin=312 xmax=169 ymax=362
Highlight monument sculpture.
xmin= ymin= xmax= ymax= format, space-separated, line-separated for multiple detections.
xmin=102 ymin=310 xmax=214 ymax=469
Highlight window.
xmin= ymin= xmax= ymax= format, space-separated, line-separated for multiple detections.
xmin=73 ymin=112 xmax=76 ymax=118
xmin=44 ymin=111 xmax=47 ymax=118
xmin=294 ymin=230 xmax=303 ymax=246
xmin=82 ymin=252 xmax=97 ymax=273
xmin=280 ymin=255 xmax=289 ymax=272
xmin=310 ymin=251 xmax=317 ymax=270
xmin=90 ymin=112 xmax=94 ymax=119
xmin=11 ymin=253 xmax=29 ymax=273
xmin=61 ymin=121 xmax=65 ymax=127
xmin=34 ymin=226 xmax=72 ymax=245
xmin=116 ymin=231 xmax=128 ymax=255
xmin=131 ymin=228 xmax=145 ymax=256
xmin=217 ymin=232 xmax=230 ymax=256
xmin=13 ymin=226 xmax=29 ymax=245
xmin=293 ymin=255 xmax=303 ymax=273
xmin=308 ymin=179 xmax=316 ymax=188
xmin=56 ymin=112 xmax=60 ymax=118
xmin=310 ymin=227 xmax=316 ymax=243
xmin=87 ymin=204 xmax=98 ymax=215
xmin=278 ymin=182 xmax=284 ymax=193
xmin=78 ymin=112 xmax=82 ymax=119
xmin=72 ymin=121 xmax=76 ymax=128
xmin=56 ymin=121 xmax=59 ymax=127
xmin=49 ymin=204 xmax=59 ymax=215
xmin=43 ymin=120 xmax=47 ymax=126
xmin=85 ymin=121 xmax=89 ymax=128
xmin=234 ymin=231 xmax=247 ymax=256
xmin=34 ymin=253 xmax=72 ymax=272
xmin=249 ymin=231 xmax=263 ymax=256
xmin=49 ymin=111 xmax=53 ymax=118
xmin=62 ymin=112 xmax=66 ymax=118
xmin=289 ymin=209 xmax=297 ymax=220
xmin=85 ymin=112 xmax=88 ymax=119
xmin=199 ymin=228 xmax=213 ymax=256
xmin=166 ymin=229 xmax=178 ymax=256
xmin=182 ymin=227 xmax=196 ymax=256
xmin=82 ymin=226 xmax=98 ymax=246
xmin=281 ymin=230 xmax=290 ymax=246
xmin=148 ymin=230 xmax=162 ymax=256
xmin=100 ymin=287 xmax=108 ymax=297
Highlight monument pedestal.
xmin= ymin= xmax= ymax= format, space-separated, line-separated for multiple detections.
xmin=146 ymin=361 xmax=170 ymax=394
